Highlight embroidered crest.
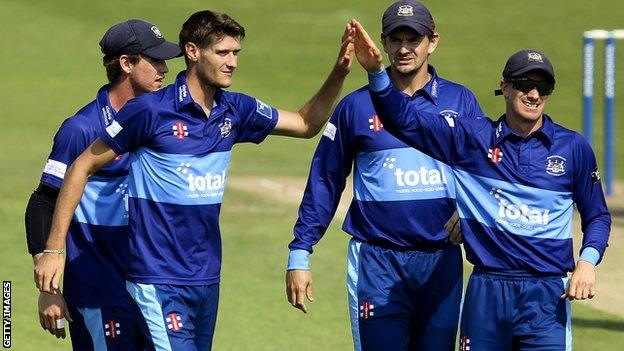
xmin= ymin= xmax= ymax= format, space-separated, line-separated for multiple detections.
xmin=546 ymin=155 xmax=566 ymax=176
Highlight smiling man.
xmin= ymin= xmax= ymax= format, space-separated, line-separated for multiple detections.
xmin=286 ymin=2 xmax=483 ymax=350
xmin=353 ymin=20 xmax=611 ymax=350
xmin=25 ymin=19 xmax=180 ymax=350
xmin=35 ymin=9 xmax=354 ymax=351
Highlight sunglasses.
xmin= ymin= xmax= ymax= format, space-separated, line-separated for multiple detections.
xmin=510 ymin=77 xmax=554 ymax=96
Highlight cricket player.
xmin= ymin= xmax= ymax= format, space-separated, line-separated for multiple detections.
xmin=286 ymin=2 xmax=483 ymax=350
xmin=35 ymin=10 xmax=354 ymax=350
xmin=352 ymin=19 xmax=611 ymax=351
xmin=24 ymin=19 xmax=180 ymax=349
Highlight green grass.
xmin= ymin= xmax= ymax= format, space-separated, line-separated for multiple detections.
xmin=1 ymin=0 xmax=623 ymax=349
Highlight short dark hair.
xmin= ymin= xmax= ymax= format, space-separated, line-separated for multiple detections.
xmin=103 ymin=54 xmax=141 ymax=84
xmin=179 ymin=10 xmax=245 ymax=63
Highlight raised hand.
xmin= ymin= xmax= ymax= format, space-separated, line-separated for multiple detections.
xmin=332 ymin=21 xmax=356 ymax=77
xmin=351 ymin=19 xmax=384 ymax=72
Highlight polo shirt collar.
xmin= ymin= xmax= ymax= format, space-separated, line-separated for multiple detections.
xmin=174 ymin=71 xmax=226 ymax=117
xmin=494 ymin=114 xmax=555 ymax=145
xmin=95 ymin=85 xmax=116 ymax=126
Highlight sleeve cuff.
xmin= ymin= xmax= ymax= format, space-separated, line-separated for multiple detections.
xmin=579 ymin=247 xmax=600 ymax=266
xmin=368 ymin=68 xmax=390 ymax=92
xmin=287 ymin=249 xmax=310 ymax=270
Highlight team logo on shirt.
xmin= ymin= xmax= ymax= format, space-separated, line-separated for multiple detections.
xmin=495 ymin=122 xmax=503 ymax=139
xmin=592 ymin=168 xmax=601 ymax=182
xmin=104 ymin=320 xmax=121 ymax=338
xmin=178 ymin=162 xmax=227 ymax=195
xmin=323 ymin=122 xmax=337 ymax=141
xmin=256 ymin=99 xmax=273 ymax=119
xmin=383 ymin=156 xmax=448 ymax=190
xmin=173 ymin=122 xmax=189 ymax=140
xmin=178 ymin=84 xmax=188 ymax=102
xmin=166 ymin=313 xmax=183 ymax=332
xmin=546 ymin=155 xmax=566 ymax=176
xmin=492 ymin=187 xmax=550 ymax=230
xmin=102 ymin=106 xmax=113 ymax=124
xmin=439 ymin=110 xmax=457 ymax=128
xmin=219 ymin=118 xmax=232 ymax=138
xmin=359 ymin=301 xmax=375 ymax=319
xmin=369 ymin=115 xmax=383 ymax=132
xmin=459 ymin=335 xmax=470 ymax=351
xmin=488 ymin=147 xmax=503 ymax=164
xmin=115 ymin=183 xmax=130 ymax=214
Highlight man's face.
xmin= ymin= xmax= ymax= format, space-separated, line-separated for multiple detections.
xmin=382 ymin=27 xmax=438 ymax=76
xmin=502 ymin=70 xmax=552 ymax=124
xmin=195 ymin=35 xmax=241 ymax=88
xmin=128 ymin=55 xmax=169 ymax=94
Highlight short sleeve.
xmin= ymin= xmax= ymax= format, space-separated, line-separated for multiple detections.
xmin=100 ymin=96 xmax=155 ymax=154
xmin=40 ymin=117 xmax=93 ymax=189
xmin=232 ymin=93 xmax=279 ymax=144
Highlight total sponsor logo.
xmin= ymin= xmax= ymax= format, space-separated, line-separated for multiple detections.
xmin=491 ymin=188 xmax=549 ymax=231
xmin=177 ymin=162 xmax=226 ymax=199
xmin=383 ymin=157 xmax=447 ymax=193
xmin=115 ymin=183 xmax=130 ymax=215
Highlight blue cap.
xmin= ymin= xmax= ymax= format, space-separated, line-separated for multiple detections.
xmin=382 ymin=0 xmax=435 ymax=37
xmin=99 ymin=19 xmax=181 ymax=63
xmin=501 ymin=49 xmax=555 ymax=83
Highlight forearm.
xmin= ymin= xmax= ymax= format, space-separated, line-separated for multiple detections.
xmin=296 ymin=68 xmax=348 ymax=138
xmin=45 ymin=163 xmax=91 ymax=249
xmin=368 ymin=70 xmax=456 ymax=164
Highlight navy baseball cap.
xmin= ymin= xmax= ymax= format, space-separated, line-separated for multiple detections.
xmin=494 ymin=49 xmax=555 ymax=95
xmin=99 ymin=19 xmax=181 ymax=63
xmin=382 ymin=0 xmax=435 ymax=37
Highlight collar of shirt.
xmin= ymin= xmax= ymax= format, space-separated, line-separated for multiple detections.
xmin=173 ymin=71 xmax=226 ymax=118
xmin=95 ymin=84 xmax=116 ymax=126
xmin=493 ymin=114 xmax=555 ymax=146
xmin=393 ymin=65 xmax=439 ymax=104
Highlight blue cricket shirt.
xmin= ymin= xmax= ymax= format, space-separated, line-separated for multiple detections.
xmin=367 ymin=70 xmax=610 ymax=275
xmin=288 ymin=66 xmax=484 ymax=269
xmin=41 ymin=86 xmax=133 ymax=307
xmin=101 ymin=72 xmax=278 ymax=285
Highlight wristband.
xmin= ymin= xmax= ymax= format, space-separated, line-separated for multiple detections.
xmin=43 ymin=249 xmax=65 ymax=254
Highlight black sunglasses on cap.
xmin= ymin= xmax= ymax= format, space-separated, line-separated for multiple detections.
xmin=494 ymin=77 xmax=554 ymax=96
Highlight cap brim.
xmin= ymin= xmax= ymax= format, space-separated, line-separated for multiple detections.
xmin=509 ymin=65 xmax=555 ymax=83
xmin=382 ymin=23 xmax=430 ymax=37
xmin=142 ymin=41 xmax=182 ymax=60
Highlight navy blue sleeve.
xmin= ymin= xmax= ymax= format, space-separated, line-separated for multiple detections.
xmin=572 ymin=133 xmax=611 ymax=265
xmin=233 ymin=93 xmax=278 ymax=144
xmin=462 ymin=87 xmax=486 ymax=119
xmin=40 ymin=116 xmax=92 ymax=189
xmin=289 ymin=100 xmax=354 ymax=256
xmin=368 ymin=71 xmax=467 ymax=166
xmin=100 ymin=96 xmax=155 ymax=155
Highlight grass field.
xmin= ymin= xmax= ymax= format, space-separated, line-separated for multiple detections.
xmin=1 ymin=0 xmax=624 ymax=349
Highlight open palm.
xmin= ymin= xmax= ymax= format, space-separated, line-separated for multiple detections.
xmin=351 ymin=19 xmax=384 ymax=72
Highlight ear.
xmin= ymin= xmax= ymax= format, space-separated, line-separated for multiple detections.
xmin=185 ymin=42 xmax=200 ymax=63
xmin=427 ymin=32 xmax=440 ymax=54
xmin=500 ymin=80 xmax=509 ymax=97
xmin=118 ymin=55 xmax=134 ymax=74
